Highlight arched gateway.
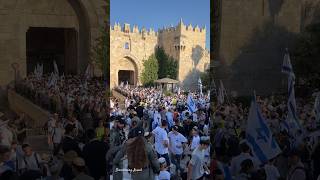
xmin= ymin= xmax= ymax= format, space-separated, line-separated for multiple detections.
xmin=0 ymin=0 xmax=106 ymax=86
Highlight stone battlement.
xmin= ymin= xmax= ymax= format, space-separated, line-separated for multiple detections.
xmin=111 ymin=22 xmax=158 ymax=36
xmin=159 ymin=19 xmax=206 ymax=33
xmin=111 ymin=19 xmax=206 ymax=36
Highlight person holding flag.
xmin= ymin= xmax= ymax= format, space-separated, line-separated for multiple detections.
xmin=281 ymin=50 xmax=303 ymax=137
xmin=198 ymin=77 xmax=203 ymax=97
xmin=244 ymin=92 xmax=282 ymax=166
xmin=187 ymin=93 xmax=198 ymax=114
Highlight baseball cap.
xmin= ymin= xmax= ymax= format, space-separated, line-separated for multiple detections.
xmin=158 ymin=157 xmax=166 ymax=165
xmin=200 ymin=136 xmax=210 ymax=145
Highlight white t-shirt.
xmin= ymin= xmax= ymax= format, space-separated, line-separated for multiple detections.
xmin=190 ymin=135 xmax=200 ymax=151
xmin=190 ymin=147 xmax=206 ymax=179
xmin=152 ymin=127 xmax=169 ymax=155
xmin=0 ymin=126 xmax=13 ymax=147
xmin=153 ymin=112 xmax=162 ymax=127
xmin=52 ymin=127 xmax=64 ymax=144
xmin=264 ymin=164 xmax=280 ymax=180
xmin=168 ymin=132 xmax=187 ymax=155
xmin=158 ymin=170 xmax=170 ymax=180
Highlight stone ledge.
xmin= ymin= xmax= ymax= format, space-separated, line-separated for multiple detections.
xmin=8 ymin=89 xmax=50 ymax=128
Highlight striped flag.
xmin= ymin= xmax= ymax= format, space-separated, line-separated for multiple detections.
xmin=281 ymin=51 xmax=295 ymax=79
xmin=281 ymin=51 xmax=302 ymax=134
xmin=53 ymin=61 xmax=59 ymax=76
xmin=246 ymin=95 xmax=282 ymax=164
xmin=198 ymin=78 xmax=203 ymax=97
xmin=187 ymin=94 xmax=198 ymax=113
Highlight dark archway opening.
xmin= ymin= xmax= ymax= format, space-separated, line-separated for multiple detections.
xmin=118 ymin=70 xmax=134 ymax=85
xmin=26 ymin=27 xmax=78 ymax=75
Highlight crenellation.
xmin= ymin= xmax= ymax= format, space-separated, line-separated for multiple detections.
xmin=110 ymin=19 xmax=210 ymax=90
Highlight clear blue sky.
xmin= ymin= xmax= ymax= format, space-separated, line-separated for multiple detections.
xmin=110 ymin=0 xmax=210 ymax=49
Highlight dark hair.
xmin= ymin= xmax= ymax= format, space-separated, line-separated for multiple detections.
xmin=240 ymin=143 xmax=250 ymax=153
xmin=65 ymin=124 xmax=75 ymax=134
xmin=22 ymin=144 xmax=31 ymax=150
xmin=86 ymin=129 xmax=96 ymax=140
xmin=161 ymin=120 xmax=168 ymax=127
xmin=240 ymin=159 xmax=254 ymax=172
xmin=0 ymin=145 xmax=10 ymax=155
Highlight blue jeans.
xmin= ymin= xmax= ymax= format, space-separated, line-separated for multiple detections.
xmin=170 ymin=153 xmax=183 ymax=173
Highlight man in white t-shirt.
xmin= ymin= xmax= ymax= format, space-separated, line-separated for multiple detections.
xmin=187 ymin=136 xmax=210 ymax=180
xmin=152 ymin=120 xmax=170 ymax=168
xmin=153 ymin=109 xmax=162 ymax=130
xmin=168 ymin=125 xmax=187 ymax=174
xmin=190 ymin=126 xmax=200 ymax=152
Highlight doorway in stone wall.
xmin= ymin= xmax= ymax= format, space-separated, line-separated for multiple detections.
xmin=118 ymin=70 xmax=135 ymax=86
xmin=26 ymin=27 xmax=78 ymax=75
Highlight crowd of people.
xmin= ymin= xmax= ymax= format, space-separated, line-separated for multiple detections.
xmin=1 ymin=71 xmax=320 ymax=180
xmin=208 ymin=92 xmax=320 ymax=180
xmin=109 ymin=86 xmax=211 ymax=180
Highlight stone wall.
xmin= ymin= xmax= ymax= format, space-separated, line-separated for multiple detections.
xmin=110 ymin=21 xmax=210 ymax=90
xmin=0 ymin=0 xmax=106 ymax=87
xmin=8 ymin=89 xmax=50 ymax=128
xmin=110 ymin=23 xmax=157 ymax=88
xmin=216 ymin=0 xmax=305 ymax=96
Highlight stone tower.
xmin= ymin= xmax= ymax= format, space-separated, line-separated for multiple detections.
xmin=158 ymin=19 xmax=209 ymax=89
xmin=110 ymin=20 xmax=210 ymax=90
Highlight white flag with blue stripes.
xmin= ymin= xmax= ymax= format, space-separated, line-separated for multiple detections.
xmin=281 ymin=52 xmax=302 ymax=133
xmin=246 ymin=96 xmax=282 ymax=164
xmin=187 ymin=94 xmax=197 ymax=113
xmin=281 ymin=52 xmax=295 ymax=79
xmin=53 ymin=61 xmax=59 ymax=76
xmin=198 ymin=78 xmax=203 ymax=97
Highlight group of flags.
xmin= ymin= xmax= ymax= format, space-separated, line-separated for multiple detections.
xmin=245 ymin=50 xmax=320 ymax=164
xmin=33 ymin=63 xmax=43 ymax=80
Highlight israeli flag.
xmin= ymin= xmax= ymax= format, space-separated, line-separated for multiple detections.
xmin=246 ymin=95 xmax=282 ymax=164
xmin=281 ymin=51 xmax=295 ymax=79
xmin=198 ymin=78 xmax=203 ymax=97
xmin=187 ymin=94 xmax=197 ymax=113
xmin=281 ymin=51 xmax=302 ymax=133
xmin=53 ymin=61 xmax=59 ymax=76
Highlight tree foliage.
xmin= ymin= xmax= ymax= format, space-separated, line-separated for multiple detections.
xmin=141 ymin=54 xmax=159 ymax=86
xmin=91 ymin=27 xmax=109 ymax=78
xmin=200 ymin=68 xmax=210 ymax=90
xmin=292 ymin=23 xmax=320 ymax=77
xmin=292 ymin=23 xmax=320 ymax=90
xmin=155 ymin=47 xmax=178 ymax=79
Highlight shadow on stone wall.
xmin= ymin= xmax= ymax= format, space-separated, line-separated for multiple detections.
xmin=268 ymin=0 xmax=284 ymax=20
xmin=225 ymin=22 xmax=298 ymax=96
xmin=182 ymin=68 xmax=201 ymax=91
xmin=191 ymin=45 xmax=204 ymax=67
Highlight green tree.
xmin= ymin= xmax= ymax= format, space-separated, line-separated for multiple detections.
xmin=141 ymin=54 xmax=159 ymax=86
xmin=155 ymin=47 xmax=178 ymax=79
xmin=91 ymin=27 xmax=109 ymax=80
